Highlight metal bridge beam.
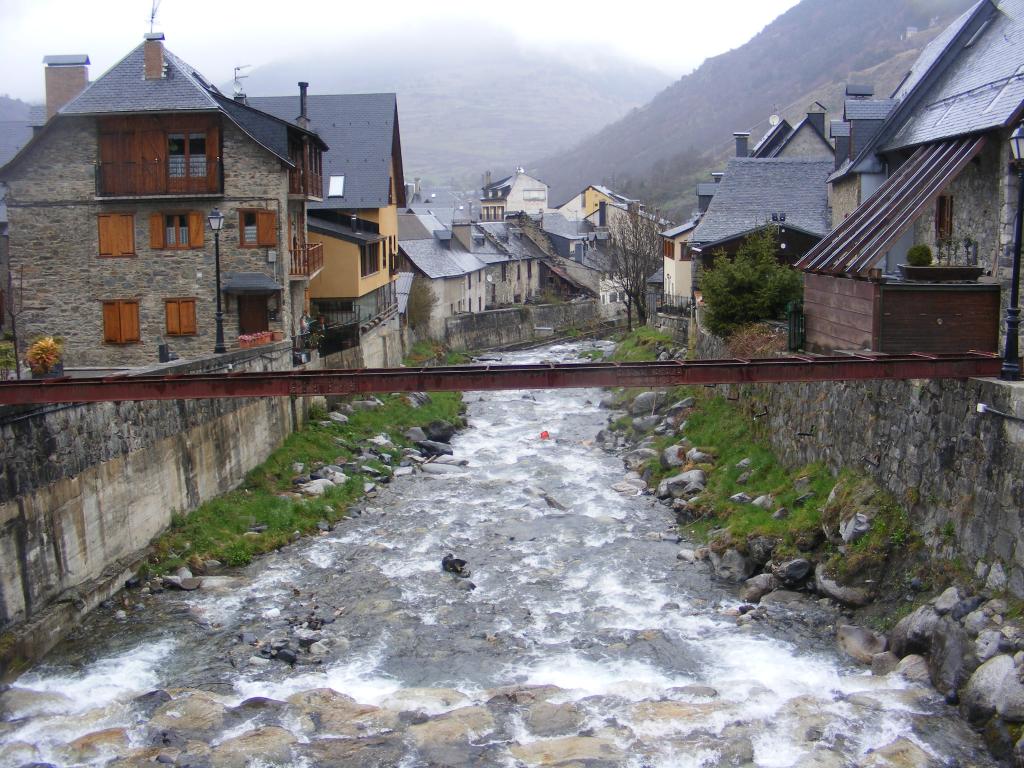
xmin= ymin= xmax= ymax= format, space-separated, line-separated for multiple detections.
xmin=0 ymin=353 xmax=1003 ymax=406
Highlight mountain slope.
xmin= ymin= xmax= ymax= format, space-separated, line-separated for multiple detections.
xmin=241 ymin=24 xmax=670 ymax=186
xmin=536 ymin=0 xmax=975 ymax=215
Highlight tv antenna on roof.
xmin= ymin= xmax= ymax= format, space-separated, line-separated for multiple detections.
xmin=233 ymin=65 xmax=251 ymax=97
xmin=149 ymin=0 xmax=161 ymax=33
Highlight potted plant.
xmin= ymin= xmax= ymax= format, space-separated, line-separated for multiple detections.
xmin=271 ymin=330 xmax=284 ymax=342
xmin=901 ymin=243 xmax=984 ymax=281
xmin=238 ymin=334 xmax=253 ymax=349
xmin=26 ymin=336 xmax=64 ymax=378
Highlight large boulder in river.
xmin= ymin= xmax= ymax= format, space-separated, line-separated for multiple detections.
xmin=416 ymin=440 xmax=454 ymax=457
xmin=424 ymin=420 xmax=457 ymax=443
xmin=209 ymin=726 xmax=297 ymax=768
xmin=814 ymin=568 xmax=871 ymax=607
xmin=149 ymin=694 xmax=228 ymax=742
xmin=657 ymin=469 xmax=707 ymax=499
xmin=928 ymin=615 xmax=975 ymax=698
xmin=623 ymin=447 xmax=658 ymax=471
xmin=890 ymin=605 xmax=941 ymax=658
xmin=709 ymin=548 xmax=755 ymax=582
xmin=630 ymin=391 xmax=666 ymax=415
xmin=836 ymin=624 xmax=887 ymax=664
xmin=960 ymin=654 xmax=1024 ymax=724
xmin=740 ymin=573 xmax=777 ymax=603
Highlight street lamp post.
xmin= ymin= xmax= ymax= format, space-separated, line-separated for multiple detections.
xmin=208 ymin=208 xmax=226 ymax=354
xmin=1002 ymin=124 xmax=1024 ymax=381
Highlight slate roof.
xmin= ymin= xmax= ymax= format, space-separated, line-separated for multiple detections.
xmin=751 ymin=119 xmax=792 ymax=157
xmin=399 ymin=238 xmax=486 ymax=279
xmin=396 ymin=271 xmax=414 ymax=315
xmin=475 ymin=221 xmax=548 ymax=261
xmin=309 ymin=216 xmax=383 ymax=244
xmin=61 ymin=44 xmax=220 ymax=115
xmin=542 ymin=212 xmax=590 ymax=240
xmin=892 ymin=1 xmax=985 ymax=101
xmin=691 ymin=158 xmax=833 ymax=246
xmin=887 ymin=0 xmax=1024 ymax=149
xmin=662 ymin=219 xmax=698 ymax=238
xmin=250 ymin=93 xmax=400 ymax=210
xmin=844 ymin=99 xmax=898 ymax=121
xmin=222 ymin=271 xmax=283 ymax=293
xmin=0 ymin=121 xmax=34 ymax=167
xmin=830 ymin=120 xmax=850 ymax=138
xmin=647 ymin=268 xmax=664 ymax=285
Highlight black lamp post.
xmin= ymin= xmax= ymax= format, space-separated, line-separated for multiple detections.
xmin=208 ymin=208 xmax=226 ymax=354
xmin=1002 ymin=124 xmax=1024 ymax=381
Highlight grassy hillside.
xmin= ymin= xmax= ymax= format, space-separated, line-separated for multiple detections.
xmin=535 ymin=0 xmax=975 ymax=219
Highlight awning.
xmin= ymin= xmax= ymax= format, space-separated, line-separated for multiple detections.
xmin=222 ymin=272 xmax=283 ymax=294
xmin=309 ymin=217 xmax=385 ymax=245
xmin=796 ymin=136 xmax=986 ymax=277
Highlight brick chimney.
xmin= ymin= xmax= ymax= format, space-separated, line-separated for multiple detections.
xmin=144 ymin=32 xmax=165 ymax=80
xmin=733 ymin=132 xmax=750 ymax=158
xmin=43 ymin=54 xmax=89 ymax=120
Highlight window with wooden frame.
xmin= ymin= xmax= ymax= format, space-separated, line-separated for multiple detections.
xmin=97 ymin=213 xmax=135 ymax=257
xmin=239 ymin=209 xmax=277 ymax=247
xmin=150 ymin=212 xmax=203 ymax=250
xmin=936 ymin=195 xmax=954 ymax=240
xmin=102 ymin=299 xmax=140 ymax=344
xmin=165 ymin=298 xmax=197 ymax=336
xmin=360 ymin=242 xmax=381 ymax=277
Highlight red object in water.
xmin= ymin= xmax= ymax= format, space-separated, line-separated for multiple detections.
xmin=540 ymin=431 xmax=550 ymax=440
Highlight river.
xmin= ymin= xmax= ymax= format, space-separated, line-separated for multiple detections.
xmin=0 ymin=340 xmax=994 ymax=767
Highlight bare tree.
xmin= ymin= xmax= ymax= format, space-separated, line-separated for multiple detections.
xmin=608 ymin=204 xmax=662 ymax=329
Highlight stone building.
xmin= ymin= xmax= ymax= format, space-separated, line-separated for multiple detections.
xmin=479 ymin=168 xmax=549 ymax=220
xmin=796 ymin=0 xmax=1024 ymax=354
xmin=0 ymin=34 xmax=325 ymax=368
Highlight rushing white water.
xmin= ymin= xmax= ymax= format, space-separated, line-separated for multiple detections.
xmin=0 ymin=340 xmax=994 ymax=767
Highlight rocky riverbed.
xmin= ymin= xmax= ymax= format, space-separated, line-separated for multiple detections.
xmin=0 ymin=340 xmax=997 ymax=767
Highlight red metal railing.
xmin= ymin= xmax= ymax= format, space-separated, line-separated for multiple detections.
xmin=290 ymin=242 xmax=323 ymax=278
xmin=0 ymin=352 xmax=1003 ymax=406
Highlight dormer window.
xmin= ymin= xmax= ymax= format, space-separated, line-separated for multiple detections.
xmin=328 ymin=175 xmax=345 ymax=197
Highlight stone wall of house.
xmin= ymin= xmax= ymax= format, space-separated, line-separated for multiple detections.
xmin=443 ymin=300 xmax=600 ymax=351
xmin=776 ymin=126 xmax=833 ymax=160
xmin=650 ymin=311 xmax=690 ymax=342
xmin=913 ymin=136 xmax=1003 ymax=270
xmin=695 ymin=324 xmax=1024 ymax=595
xmin=828 ymin=174 xmax=861 ymax=228
xmin=0 ymin=343 xmax=311 ymax=667
xmin=4 ymin=117 xmax=297 ymax=369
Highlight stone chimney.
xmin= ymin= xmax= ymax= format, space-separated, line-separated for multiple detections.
xmin=484 ymin=170 xmax=492 ymax=188
xmin=297 ymin=82 xmax=310 ymax=129
xmin=43 ymin=54 xmax=89 ymax=120
xmin=711 ymin=172 xmax=724 ymax=183
xmin=143 ymin=32 xmax=165 ymax=80
xmin=734 ymin=132 xmax=750 ymax=158
xmin=452 ymin=221 xmax=472 ymax=251
xmin=806 ymin=102 xmax=826 ymax=137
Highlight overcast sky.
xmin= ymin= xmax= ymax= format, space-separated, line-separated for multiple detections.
xmin=0 ymin=0 xmax=801 ymax=102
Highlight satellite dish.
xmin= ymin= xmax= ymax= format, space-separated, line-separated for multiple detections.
xmin=769 ymin=114 xmax=781 ymax=127
xmin=486 ymin=274 xmax=494 ymax=283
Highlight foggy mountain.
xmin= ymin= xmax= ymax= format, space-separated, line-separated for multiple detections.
xmin=0 ymin=95 xmax=32 ymax=121
xmin=534 ymin=0 xmax=976 ymax=216
xmin=240 ymin=23 xmax=671 ymax=187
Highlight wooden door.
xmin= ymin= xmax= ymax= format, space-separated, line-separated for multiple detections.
xmin=140 ymin=129 xmax=166 ymax=194
xmin=238 ymin=295 xmax=269 ymax=334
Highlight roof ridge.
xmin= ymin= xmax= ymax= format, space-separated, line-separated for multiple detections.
xmin=59 ymin=42 xmax=143 ymax=115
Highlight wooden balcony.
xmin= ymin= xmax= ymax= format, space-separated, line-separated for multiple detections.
xmin=95 ymin=158 xmax=222 ymax=198
xmin=290 ymin=242 xmax=324 ymax=279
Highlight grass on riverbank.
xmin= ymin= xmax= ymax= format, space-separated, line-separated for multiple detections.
xmin=144 ymin=392 xmax=464 ymax=576
xmin=404 ymin=340 xmax=472 ymax=366
xmin=610 ymin=327 xmax=674 ymax=362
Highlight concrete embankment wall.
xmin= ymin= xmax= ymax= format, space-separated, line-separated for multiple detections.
xmin=443 ymin=301 xmax=600 ymax=351
xmin=0 ymin=343 xmax=312 ymax=669
xmin=695 ymin=328 xmax=1024 ymax=595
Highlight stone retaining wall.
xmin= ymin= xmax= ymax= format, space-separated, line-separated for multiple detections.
xmin=443 ymin=300 xmax=599 ymax=351
xmin=694 ymin=327 xmax=1024 ymax=595
xmin=0 ymin=343 xmax=315 ymax=671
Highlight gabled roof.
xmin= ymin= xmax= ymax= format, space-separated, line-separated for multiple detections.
xmin=0 ymin=120 xmax=34 ymax=167
xmin=399 ymin=238 xmax=486 ymax=279
xmin=3 ymin=40 xmax=324 ymax=175
xmin=662 ymin=219 xmax=699 ymax=238
xmin=475 ymin=221 xmax=548 ymax=262
xmin=483 ymin=174 xmax=513 ymax=192
xmin=250 ymin=93 xmax=403 ymax=210
xmin=751 ymin=119 xmax=793 ymax=158
xmin=769 ymin=116 xmax=833 ymax=158
xmin=886 ymin=0 xmax=1024 ymax=150
xmin=691 ymin=158 xmax=833 ymax=247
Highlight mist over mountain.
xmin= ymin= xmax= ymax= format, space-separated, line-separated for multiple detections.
xmin=534 ymin=0 xmax=975 ymax=217
xmin=241 ymin=23 xmax=672 ymax=187
xmin=0 ymin=95 xmax=32 ymax=121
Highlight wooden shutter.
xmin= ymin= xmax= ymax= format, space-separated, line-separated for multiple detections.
xmin=188 ymin=212 xmax=204 ymax=248
xmin=165 ymin=300 xmax=180 ymax=335
xmin=116 ymin=214 xmax=135 ymax=256
xmin=256 ymin=210 xmax=276 ymax=246
xmin=150 ymin=213 xmax=165 ymax=249
xmin=98 ymin=215 xmax=114 ymax=256
xmin=119 ymin=300 xmax=140 ymax=342
xmin=179 ymin=299 xmax=196 ymax=334
xmin=102 ymin=300 xmax=121 ymax=342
